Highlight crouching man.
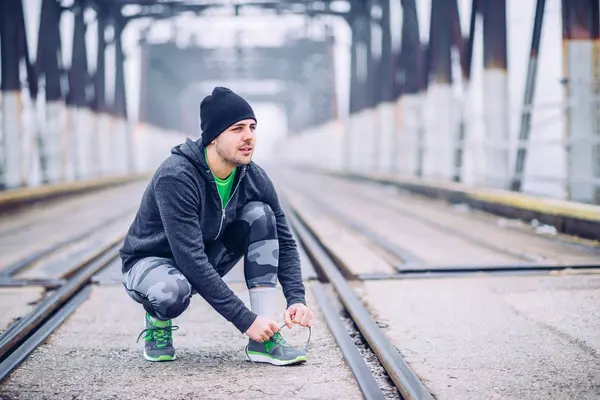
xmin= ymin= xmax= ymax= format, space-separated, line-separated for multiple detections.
xmin=119 ymin=87 xmax=313 ymax=365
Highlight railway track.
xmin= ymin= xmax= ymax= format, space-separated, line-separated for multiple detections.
xmin=0 ymin=180 xmax=144 ymax=281
xmin=309 ymin=192 xmax=600 ymax=274
xmin=0 ymin=186 xmax=137 ymax=382
xmin=2 ymin=183 xmax=597 ymax=398
xmin=0 ymin=209 xmax=133 ymax=281
xmin=0 ymin=241 xmax=122 ymax=381
xmin=1 ymin=198 xmax=434 ymax=399
xmin=283 ymin=197 xmax=434 ymax=400
xmin=280 ymin=176 xmax=600 ymax=278
xmin=15 ymin=174 xmax=587 ymax=399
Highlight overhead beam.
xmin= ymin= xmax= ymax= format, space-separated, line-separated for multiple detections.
xmin=397 ymin=0 xmax=422 ymax=96
xmin=113 ymin=16 xmax=127 ymax=118
xmin=67 ymin=0 xmax=88 ymax=108
xmin=140 ymin=39 xmax=335 ymax=134
xmin=122 ymin=3 xmax=348 ymax=20
xmin=93 ymin=6 xmax=107 ymax=113
xmin=38 ymin=0 xmax=63 ymax=103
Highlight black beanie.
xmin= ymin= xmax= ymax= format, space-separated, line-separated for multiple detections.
xmin=200 ymin=87 xmax=256 ymax=146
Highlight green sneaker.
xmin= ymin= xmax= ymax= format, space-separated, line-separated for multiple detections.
xmin=245 ymin=331 xmax=307 ymax=366
xmin=136 ymin=313 xmax=179 ymax=362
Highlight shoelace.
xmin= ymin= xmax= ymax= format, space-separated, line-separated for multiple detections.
xmin=136 ymin=325 xmax=180 ymax=348
xmin=244 ymin=324 xmax=312 ymax=363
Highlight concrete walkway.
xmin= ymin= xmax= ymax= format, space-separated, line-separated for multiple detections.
xmin=274 ymin=168 xmax=600 ymax=399
xmin=1 ymin=261 xmax=362 ymax=400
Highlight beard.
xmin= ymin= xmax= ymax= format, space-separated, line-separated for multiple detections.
xmin=215 ymin=139 xmax=253 ymax=166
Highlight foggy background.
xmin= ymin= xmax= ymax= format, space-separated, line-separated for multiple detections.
xmin=18 ymin=0 xmax=566 ymax=187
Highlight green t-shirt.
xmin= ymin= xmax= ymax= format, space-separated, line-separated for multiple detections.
xmin=205 ymin=148 xmax=236 ymax=207
xmin=213 ymin=169 xmax=236 ymax=207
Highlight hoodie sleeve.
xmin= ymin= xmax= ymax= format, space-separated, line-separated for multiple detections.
xmin=154 ymin=173 xmax=257 ymax=333
xmin=262 ymin=177 xmax=306 ymax=308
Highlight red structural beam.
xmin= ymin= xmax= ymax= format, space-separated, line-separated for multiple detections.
xmin=562 ymin=0 xmax=599 ymax=40
xmin=482 ymin=0 xmax=507 ymax=70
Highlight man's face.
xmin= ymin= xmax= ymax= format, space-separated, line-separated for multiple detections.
xmin=214 ymin=119 xmax=257 ymax=166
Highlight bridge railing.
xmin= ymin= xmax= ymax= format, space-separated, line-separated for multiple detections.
xmin=274 ymin=94 xmax=600 ymax=205
xmin=0 ymin=100 xmax=187 ymax=190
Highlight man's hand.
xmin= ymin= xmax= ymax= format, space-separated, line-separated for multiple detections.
xmin=284 ymin=303 xmax=313 ymax=328
xmin=245 ymin=315 xmax=280 ymax=343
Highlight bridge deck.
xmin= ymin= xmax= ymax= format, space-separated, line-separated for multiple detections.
xmin=1 ymin=169 xmax=599 ymax=399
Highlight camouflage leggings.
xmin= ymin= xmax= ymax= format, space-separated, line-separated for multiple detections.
xmin=122 ymin=201 xmax=279 ymax=320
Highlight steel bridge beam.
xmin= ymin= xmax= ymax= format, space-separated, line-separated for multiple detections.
xmin=561 ymin=0 xmax=600 ymax=203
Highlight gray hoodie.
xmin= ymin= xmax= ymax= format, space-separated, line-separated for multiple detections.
xmin=119 ymin=138 xmax=305 ymax=333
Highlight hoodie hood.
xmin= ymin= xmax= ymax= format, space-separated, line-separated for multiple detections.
xmin=170 ymin=138 xmax=212 ymax=179
xmin=172 ymin=138 xmax=206 ymax=167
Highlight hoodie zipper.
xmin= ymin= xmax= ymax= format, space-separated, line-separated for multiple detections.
xmin=213 ymin=167 xmax=245 ymax=240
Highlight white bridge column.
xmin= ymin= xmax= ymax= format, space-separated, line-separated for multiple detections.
xmin=376 ymin=102 xmax=396 ymax=173
xmin=2 ymin=92 xmax=24 ymax=188
xmin=565 ymin=40 xmax=599 ymax=203
xmin=424 ymin=82 xmax=455 ymax=180
xmin=397 ymin=93 xmax=425 ymax=175
xmin=41 ymin=101 xmax=67 ymax=184
xmin=96 ymin=113 xmax=113 ymax=177
xmin=483 ymin=69 xmax=510 ymax=189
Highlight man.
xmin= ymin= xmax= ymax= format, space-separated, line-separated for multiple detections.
xmin=119 ymin=87 xmax=313 ymax=366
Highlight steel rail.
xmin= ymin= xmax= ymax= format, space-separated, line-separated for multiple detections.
xmin=298 ymin=186 xmax=543 ymax=266
xmin=0 ymin=241 xmax=121 ymax=363
xmin=0 ymin=286 xmax=92 ymax=382
xmin=1 ymin=208 xmax=134 ymax=277
xmin=285 ymin=200 xmax=434 ymax=400
xmin=311 ymin=282 xmax=387 ymax=399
